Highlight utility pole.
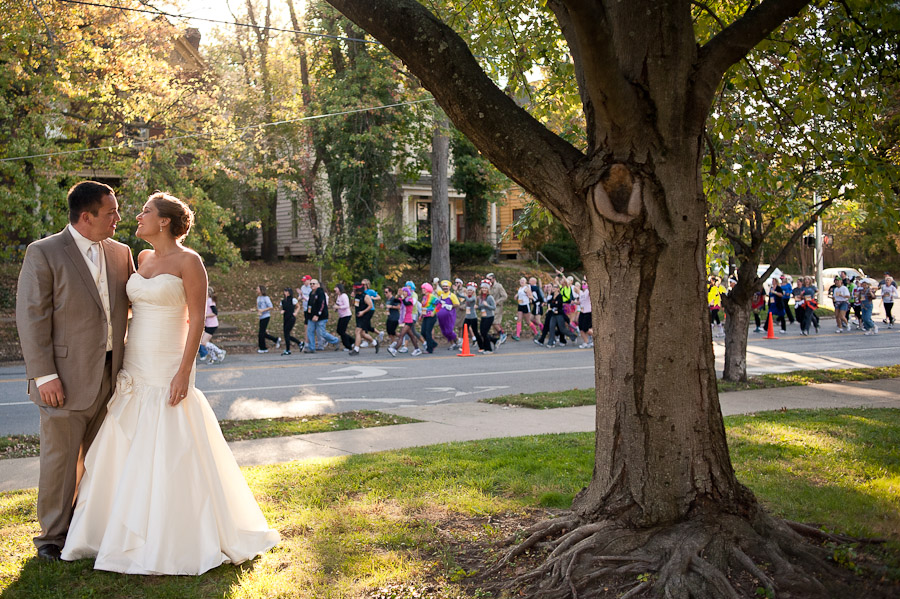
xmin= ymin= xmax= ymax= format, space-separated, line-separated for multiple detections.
xmin=814 ymin=193 xmax=824 ymax=304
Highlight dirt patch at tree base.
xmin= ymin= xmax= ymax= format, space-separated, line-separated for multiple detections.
xmin=393 ymin=509 xmax=899 ymax=599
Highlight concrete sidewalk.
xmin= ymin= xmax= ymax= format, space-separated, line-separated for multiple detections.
xmin=2 ymin=378 xmax=899 ymax=493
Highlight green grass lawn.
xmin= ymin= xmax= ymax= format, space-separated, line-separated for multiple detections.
xmin=1 ymin=408 xmax=897 ymax=598
xmin=717 ymin=364 xmax=900 ymax=393
xmin=218 ymin=411 xmax=420 ymax=442
xmin=480 ymin=387 xmax=597 ymax=409
xmin=0 ymin=411 xmax=419 ymax=460
xmin=481 ymin=365 xmax=900 ymax=407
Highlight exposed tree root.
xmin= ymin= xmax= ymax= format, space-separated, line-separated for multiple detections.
xmin=483 ymin=514 xmax=581 ymax=576
xmin=784 ymin=519 xmax=887 ymax=545
xmin=473 ymin=507 xmax=886 ymax=599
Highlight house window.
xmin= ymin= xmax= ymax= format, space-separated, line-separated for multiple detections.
xmin=511 ymin=208 xmax=524 ymax=240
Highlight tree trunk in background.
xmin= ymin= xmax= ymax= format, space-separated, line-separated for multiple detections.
xmin=244 ymin=0 xmax=279 ymax=263
xmin=722 ymin=288 xmax=753 ymax=382
xmin=260 ymin=188 xmax=279 ymax=263
xmin=382 ymin=172 xmax=404 ymax=232
xmin=466 ymin=218 xmax=486 ymax=243
xmin=430 ymin=116 xmax=451 ymax=280
xmin=464 ymin=195 xmax=487 ymax=242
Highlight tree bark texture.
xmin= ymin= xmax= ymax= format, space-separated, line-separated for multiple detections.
xmin=464 ymin=195 xmax=487 ymax=243
xmin=570 ymin=153 xmax=751 ymax=527
xmin=431 ymin=116 xmax=451 ymax=280
xmin=720 ymin=256 xmax=763 ymax=383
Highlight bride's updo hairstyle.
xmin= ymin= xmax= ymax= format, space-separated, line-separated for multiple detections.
xmin=149 ymin=192 xmax=194 ymax=241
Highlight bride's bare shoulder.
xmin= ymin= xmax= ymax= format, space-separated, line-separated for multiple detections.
xmin=137 ymin=248 xmax=154 ymax=267
xmin=177 ymin=248 xmax=206 ymax=279
xmin=181 ymin=245 xmax=200 ymax=257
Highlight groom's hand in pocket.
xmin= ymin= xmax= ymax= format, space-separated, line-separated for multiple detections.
xmin=38 ymin=378 xmax=65 ymax=408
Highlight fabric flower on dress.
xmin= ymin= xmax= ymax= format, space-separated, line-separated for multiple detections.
xmin=116 ymin=369 xmax=135 ymax=395
xmin=107 ymin=369 xmax=141 ymax=440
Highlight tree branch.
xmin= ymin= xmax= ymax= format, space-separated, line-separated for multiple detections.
xmin=765 ymin=198 xmax=832 ymax=277
xmin=544 ymin=1 xmax=594 ymax=149
xmin=724 ymin=226 xmax=750 ymax=256
xmin=548 ymin=0 xmax=643 ymax=149
xmin=692 ymin=0 xmax=811 ymax=121
xmin=324 ymin=0 xmax=586 ymax=227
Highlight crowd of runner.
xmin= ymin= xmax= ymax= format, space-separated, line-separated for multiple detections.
xmin=707 ymin=271 xmax=897 ymax=339
xmin=239 ymin=271 xmax=595 ymax=359
xmin=200 ymin=268 xmax=895 ymax=363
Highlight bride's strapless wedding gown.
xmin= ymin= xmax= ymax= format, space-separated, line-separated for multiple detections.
xmin=61 ymin=273 xmax=279 ymax=575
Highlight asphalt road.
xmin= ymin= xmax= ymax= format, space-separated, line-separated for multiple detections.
xmin=2 ymin=324 xmax=898 ymax=436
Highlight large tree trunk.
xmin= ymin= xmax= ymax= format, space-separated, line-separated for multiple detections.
xmin=465 ymin=218 xmax=485 ymax=243
xmin=571 ymin=153 xmax=748 ymax=527
xmin=324 ymin=1 xmax=844 ymax=596
xmin=430 ymin=116 xmax=451 ymax=280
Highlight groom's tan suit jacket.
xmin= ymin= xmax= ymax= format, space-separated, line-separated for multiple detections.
xmin=17 ymin=228 xmax=134 ymax=409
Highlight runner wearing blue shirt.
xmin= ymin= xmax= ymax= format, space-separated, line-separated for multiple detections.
xmin=361 ymin=279 xmax=383 ymax=343
xmin=779 ymin=275 xmax=795 ymax=324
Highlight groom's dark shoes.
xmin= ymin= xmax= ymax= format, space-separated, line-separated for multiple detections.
xmin=37 ymin=544 xmax=62 ymax=562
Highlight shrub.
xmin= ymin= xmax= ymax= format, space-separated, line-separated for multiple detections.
xmin=401 ymin=241 xmax=494 ymax=268
xmin=399 ymin=241 xmax=432 ymax=269
xmin=449 ymin=241 xmax=494 ymax=266
xmin=540 ymin=235 xmax=582 ymax=271
xmin=318 ymin=226 xmax=402 ymax=288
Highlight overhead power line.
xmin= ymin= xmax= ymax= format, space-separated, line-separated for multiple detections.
xmin=55 ymin=0 xmax=379 ymax=44
xmin=0 ymin=98 xmax=435 ymax=163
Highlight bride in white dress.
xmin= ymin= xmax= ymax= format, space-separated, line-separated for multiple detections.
xmin=62 ymin=192 xmax=279 ymax=575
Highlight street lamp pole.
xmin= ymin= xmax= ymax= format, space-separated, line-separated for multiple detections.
xmin=814 ymin=194 xmax=824 ymax=304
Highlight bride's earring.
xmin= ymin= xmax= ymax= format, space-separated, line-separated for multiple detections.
xmin=160 ymin=223 xmax=164 ymax=232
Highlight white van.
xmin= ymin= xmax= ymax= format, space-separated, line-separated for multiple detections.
xmin=822 ymin=267 xmax=866 ymax=281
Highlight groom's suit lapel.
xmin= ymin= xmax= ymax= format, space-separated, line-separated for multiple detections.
xmin=61 ymin=229 xmax=104 ymax=311
xmin=100 ymin=238 xmax=121 ymax=315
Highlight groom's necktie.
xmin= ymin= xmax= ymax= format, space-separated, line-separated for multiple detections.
xmin=88 ymin=243 xmax=100 ymax=268
xmin=86 ymin=241 xmax=112 ymax=350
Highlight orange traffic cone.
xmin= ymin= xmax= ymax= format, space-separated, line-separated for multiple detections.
xmin=457 ymin=323 xmax=475 ymax=357
xmin=765 ymin=312 xmax=778 ymax=339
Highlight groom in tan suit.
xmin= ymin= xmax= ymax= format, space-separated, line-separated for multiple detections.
xmin=16 ymin=181 xmax=134 ymax=561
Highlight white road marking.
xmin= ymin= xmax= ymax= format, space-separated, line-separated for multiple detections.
xmin=205 ymin=366 xmax=593 ymax=395
xmin=318 ymin=366 xmax=393 ymax=380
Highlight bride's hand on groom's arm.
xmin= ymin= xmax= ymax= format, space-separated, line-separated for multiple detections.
xmin=168 ymin=371 xmax=190 ymax=406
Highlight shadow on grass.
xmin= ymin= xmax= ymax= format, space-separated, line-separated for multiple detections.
xmin=240 ymin=434 xmax=595 ymax=596
xmin=0 ymin=555 xmax=250 ymax=599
